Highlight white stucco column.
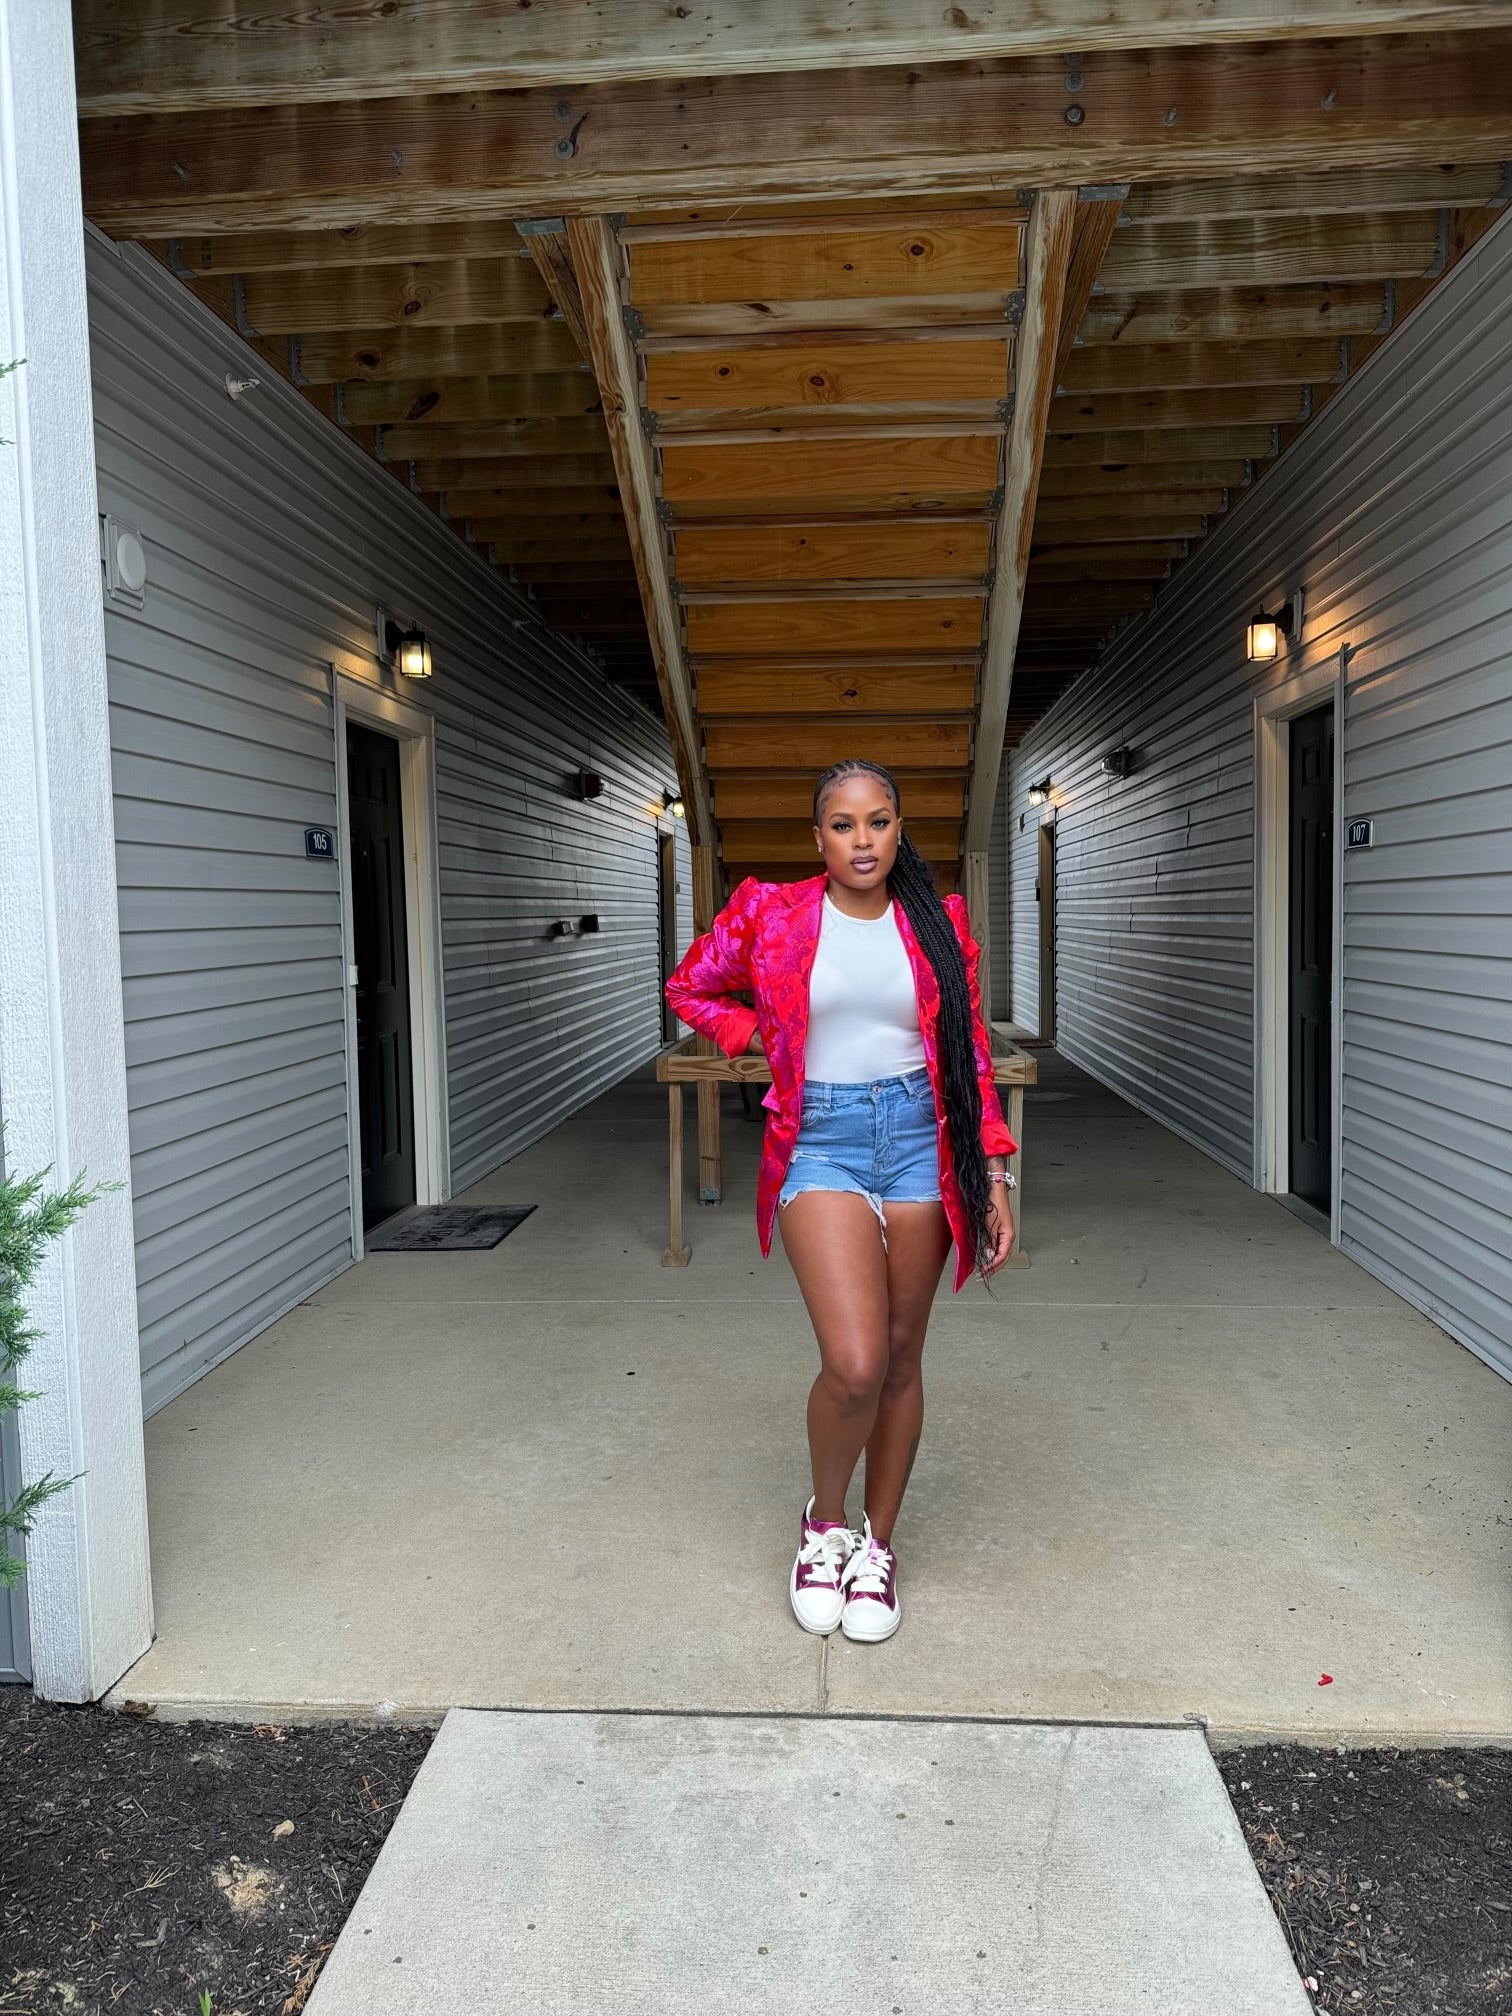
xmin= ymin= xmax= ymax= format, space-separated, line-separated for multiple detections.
xmin=0 ymin=3 xmax=152 ymax=1698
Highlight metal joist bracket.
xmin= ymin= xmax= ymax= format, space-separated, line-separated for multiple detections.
xmin=622 ymin=305 xmax=647 ymax=342
xmin=1006 ymin=288 xmax=1025 ymax=326
xmin=1425 ymin=207 xmax=1451 ymax=279
xmin=639 ymin=406 xmax=660 ymax=439
xmin=1376 ymin=279 xmax=1398 ymax=333
xmin=995 ymin=393 xmax=1016 ymax=425
xmin=163 ymin=238 xmax=192 ymax=277
xmin=230 ymin=273 xmax=259 ymax=338
xmin=1336 ymin=338 xmax=1352 ymax=383
xmin=1077 ymin=182 xmax=1131 ymax=204
xmin=1297 ymin=385 xmax=1313 ymax=422
xmin=515 ymin=215 xmax=568 ymax=236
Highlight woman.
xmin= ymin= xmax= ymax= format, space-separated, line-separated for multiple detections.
xmin=665 ymin=758 xmax=1017 ymax=1645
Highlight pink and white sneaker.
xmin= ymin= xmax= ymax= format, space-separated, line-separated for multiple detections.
xmin=789 ymin=1497 xmax=858 ymax=1635
xmin=840 ymin=1516 xmax=902 ymax=1642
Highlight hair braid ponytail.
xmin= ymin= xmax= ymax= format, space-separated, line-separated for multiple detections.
xmin=812 ymin=759 xmax=995 ymax=1279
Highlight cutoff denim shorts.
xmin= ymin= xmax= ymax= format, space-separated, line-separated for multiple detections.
xmin=778 ymin=1067 xmax=943 ymax=1233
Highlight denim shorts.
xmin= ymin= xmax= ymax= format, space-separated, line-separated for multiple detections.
xmin=778 ymin=1068 xmax=942 ymax=1229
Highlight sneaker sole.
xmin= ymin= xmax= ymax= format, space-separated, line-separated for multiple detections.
xmin=840 ymin=1605 xmax=902 ymax=1643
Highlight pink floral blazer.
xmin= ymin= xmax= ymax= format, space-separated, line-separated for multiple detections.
xmin=665 ymin=872 xmax=1017 ymax=1292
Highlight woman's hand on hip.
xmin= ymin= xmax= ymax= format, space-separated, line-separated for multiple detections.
xmin=745 ymin=1027 xmax=766 ymax=1056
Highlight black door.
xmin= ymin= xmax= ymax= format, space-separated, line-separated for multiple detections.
xmin=347 ymin=725 xmax=416 ymax=1230
xmin=1288 ymin=703 xmax=1334 ymax=1213
xmin=658 ymin=830 xmax=679 ymax=1042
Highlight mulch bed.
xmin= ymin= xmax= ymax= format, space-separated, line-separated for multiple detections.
xmin=0 ymin=1688 xmax=433 ymax=2016
xmin=4 ymin=1688 xmax=1509 ymax=2016
xmin=1217 ymin=1745 xmax=1512 ymax=2016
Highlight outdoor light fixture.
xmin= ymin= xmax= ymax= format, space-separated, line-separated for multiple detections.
xmin=1100 ymin=746 xmax=1134 ymax=779
xmin=1027 ymin=777 xmax=1053 ymax=807
xmin=663 ymin=787 xmax=686 ymax=820
xmin=383 ymin=617 xmax=433 ymax=680
xmin=574 ymin=768 xmax=606 ymax=801
xmin=1245 ymin=591 xmax=1303 ymax=663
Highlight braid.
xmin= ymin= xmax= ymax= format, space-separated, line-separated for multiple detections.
xmin=812 ymin=759 xmax=994 ymax=1279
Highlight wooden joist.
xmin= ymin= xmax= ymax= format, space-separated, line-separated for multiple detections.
xmin=1123 ymin=162 xmax=1506 ymax=223
xmin=1036 ymin=459 xmax=1250 ymax=495
xmin=644 ymin=335 xmax=1010 ymax=414
xmin=1076 ymin=283 xmax=1391 ymax=348
xmin=79 ymin=2 xmax=1512 ymax=114
xmin=627 ymin=219 xmax=1022 ymax=308
xmin=1100 ymin=212 xmax=1445 ymax=292
xmin=660 ymin=435 xmax=1001 ymax=511
xmin=1060 ymin=339 xmax=1344 ymax=394
xmin=1054 ymin=198 xmax=1125 ymax=385
xmin=1030 ymin=506 xmax=1210 ymax=543
xmin=568 ymin=213 xmax=712 ymax=843
xmin=723 ymin=819 xmax=961 ymax=863
xmin=704 ymin=719 xmax=971 ymax=771
xmin=341 ymin=373 xmax=605 ymax=425
xmin=685 ymin=595 xmax=984 ymax=657
xmin=295 ymin=322 xmax=585 ymax=382
xmin=79 ymin=33 xmax=1512 ymax=233
xmin=1048 ymin=386 xmax=1307 ymax=432
xmin=1042 ymin=424 xmax=1279 ymax=464
xmin=714 ymin=773 xmax=967 ymax=820
xmin=515 ymin=221 xmax=592 ymax=357
xmin=229 ymin=259 xmax=553 ymax=334
xmin=411 ymin=465 xmax=625 ymax=498
xmin=696 ymin=663 xmax=978 ymax=716
xmin=377 ymin=418 xmax=608 ymax=460
xmin=674 ymin=520 xmax=992 ymax=585
xmin=965 ymin=187 xmax=1077 ymax=856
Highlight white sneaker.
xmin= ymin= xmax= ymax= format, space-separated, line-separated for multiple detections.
xmin=789 ymin=1497 xmax=858 ymax=1635
xmin=840 ymin=1516 xmax=902 ymax=1642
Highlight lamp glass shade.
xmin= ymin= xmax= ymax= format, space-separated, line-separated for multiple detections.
xmin=1246 ymin=618 xmax=1280 ymax=662
xmin=1027 ymin=778 xmax=1052 ymax=807
xmin=397 ymin=630 xmax=433 ymax=679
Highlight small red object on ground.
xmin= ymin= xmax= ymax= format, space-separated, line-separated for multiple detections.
xmin=1318 ymin=1673 xmax=1334 ymax=1686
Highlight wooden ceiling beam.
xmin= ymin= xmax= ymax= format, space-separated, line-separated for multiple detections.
xmin=1076 ymin=282 xmax=1390 ymax=348
xmin=568 ymin=213 xmax=711 ymax=844
xmin=675 ymin=520 xmax=993 ymax=586
xmin=1030 ymin=507 xmax=1209 ymax=543
xmin=75 ymin=3 xmax=1512 ymax=116
xmin=1042 ymin=423 xmax=1278 ymax=464
xmin=223 ymin=259 xmax=553 ymax=335
xmin=1049 ymin=386 xmax=1305 ymax=432
xmin=686 ymin=595 xmax=984 ymax=658
xmin=1061 ymin=338 xmax=1344 ymax=395
xmin=80 ymin=33 xmax=1512 ymax=234
xmin=157 ymin=221 xmax=529 ymax=274
xmin=1037 ymin=460 xmax=1250 ymax=496
xmin=661 ymin=434 xmax=1001 ymax=512
xmin=413 ymin=465 xmax=624 ymax=497
xmin=377 ymin=417 xmax=608 ymax=460
xmin=724 ymin=819 xmax=961 ymax=864
xmin=1123 ymin=162 xmax=1507 ymax=223
xmin=715 ymin=773 xmax=966 ymax=821
xmin=1035 ymin=487 xmax=1227 ymax=525
xmin=515 ymin=220 xmax=592 ymax=358
xmin=1054 ymin=198 xmax=1124 ymax=387
xmin=296 ymin=322 xmax=584 ymax=383
xmin=966 ymin=186 xmax=1077 ymax=857
xmin=698 ymin=665 xmax=977 ymax=717
xmin=342 ymin=373 xmax=604 ymax=426
xmin=1099 ymin=212 xmax=1444 ymax=292
xmin=705 ymin=719 xmax=971 ymax=771
xmin=644 ymin=336 xmax=1011 ymax=415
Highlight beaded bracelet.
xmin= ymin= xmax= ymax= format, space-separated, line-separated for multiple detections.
xmin=987 ymin=1170 xmax=1016 ymax=1188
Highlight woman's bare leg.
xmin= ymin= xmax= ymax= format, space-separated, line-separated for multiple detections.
xmin=778 ymin=1192 xmax=890 ymax=1524
xmin=863 ymin=1201 xmax=953 ymax=1544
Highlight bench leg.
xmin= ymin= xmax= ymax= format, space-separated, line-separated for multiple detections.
xmin=663 ymin=1083 xmax=690 ymax=1267
xmin=1001 ymin=1082 xmax=1029 ymax=1269
xmin=697 ymin=1080 xmax=722 ymax=1204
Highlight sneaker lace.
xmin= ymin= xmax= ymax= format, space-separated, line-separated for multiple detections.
xmin=845 ymin=1539 xmax=894 ymax=1600
xmin=799 ymin=1525 xmax=855 ymax=1587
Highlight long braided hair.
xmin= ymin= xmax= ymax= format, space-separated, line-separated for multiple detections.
xmin=812 ymin=759 xmax=995 ymax=1278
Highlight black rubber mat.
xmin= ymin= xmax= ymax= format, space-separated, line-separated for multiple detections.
xmin=364 ymin=1205 xmax=536 ymax=1252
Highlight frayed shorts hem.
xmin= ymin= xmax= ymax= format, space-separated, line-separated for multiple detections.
xmin=777 ymin=1178 xmax=943 ymax=1249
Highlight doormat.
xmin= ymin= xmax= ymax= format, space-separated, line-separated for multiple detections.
xmin=365 ymin=1205 xmax=536 ymax=1252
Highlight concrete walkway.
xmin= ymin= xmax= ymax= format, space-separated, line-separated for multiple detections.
xmin=112 ymin=1055 xmax=1512 ymax=1740
xmin=304 ymin=1710 xmax=1311 ymax=2016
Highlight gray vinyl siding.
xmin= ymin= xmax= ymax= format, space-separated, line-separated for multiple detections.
xmin=1008 ymin=209 xmax=1512 ymax=1380
xmin=89 ymin=235 xmax=682 ymax=1413
xmin=986 ymin=768 xmax=1010 ymax=1020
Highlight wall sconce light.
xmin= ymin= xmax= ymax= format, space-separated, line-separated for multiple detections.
xmin=1027 ymin=777 xmax=1053 ymax=807
xmin=1100 ymin=747 xmax=1134 ymax=779
xmin=383 ymin=617 xmax=433 ymax=680
xmin=663 ymin=787 xmax=686 ymax=820
xmin=1245 ymin=590 xmax=1304 ymax=663
xmin=574 ymin=768 xmax=605 ymax=800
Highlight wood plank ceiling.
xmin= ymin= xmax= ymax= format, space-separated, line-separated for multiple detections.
xmin=72 ymin=7 xmax=1512 ymax=897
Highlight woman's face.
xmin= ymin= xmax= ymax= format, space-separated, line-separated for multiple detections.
xmin=813 ymin=772 xmax=902 ymax=892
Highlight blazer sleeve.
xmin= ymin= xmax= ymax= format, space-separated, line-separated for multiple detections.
xmin=944 ymin=892 xmax=1018 ymax=1159
xmin=664 ymin=876 xmax=763 ymax=1060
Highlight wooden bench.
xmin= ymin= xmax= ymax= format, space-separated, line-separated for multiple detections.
xmin=654 ymin=1032 xmax=1037 ymax=1269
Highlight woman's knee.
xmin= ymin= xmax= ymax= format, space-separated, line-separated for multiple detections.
xmin=818 ymin=1351 xmax=887 ymax=1413
xmin=881 ymin=1338 xmax=923 ymax=1397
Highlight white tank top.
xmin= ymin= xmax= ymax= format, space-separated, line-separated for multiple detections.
xmin=804 ymin=895 xmax=927 ymax=1083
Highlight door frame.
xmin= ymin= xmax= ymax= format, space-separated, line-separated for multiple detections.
xmin=1035 ymin=813 xmax=1056 ymax=1042
xmin=333 ymin=671 xmax=449 ymax=1260
xmin=1253 ymin=653 xmax=1345 ymax=1240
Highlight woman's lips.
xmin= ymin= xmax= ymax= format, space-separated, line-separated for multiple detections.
xmin=852 ymin=857 xmax=878 ymax=871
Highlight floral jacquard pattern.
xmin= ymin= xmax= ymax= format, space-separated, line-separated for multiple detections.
xmin=665 ymin=873 xmax=1016 ymax=1293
